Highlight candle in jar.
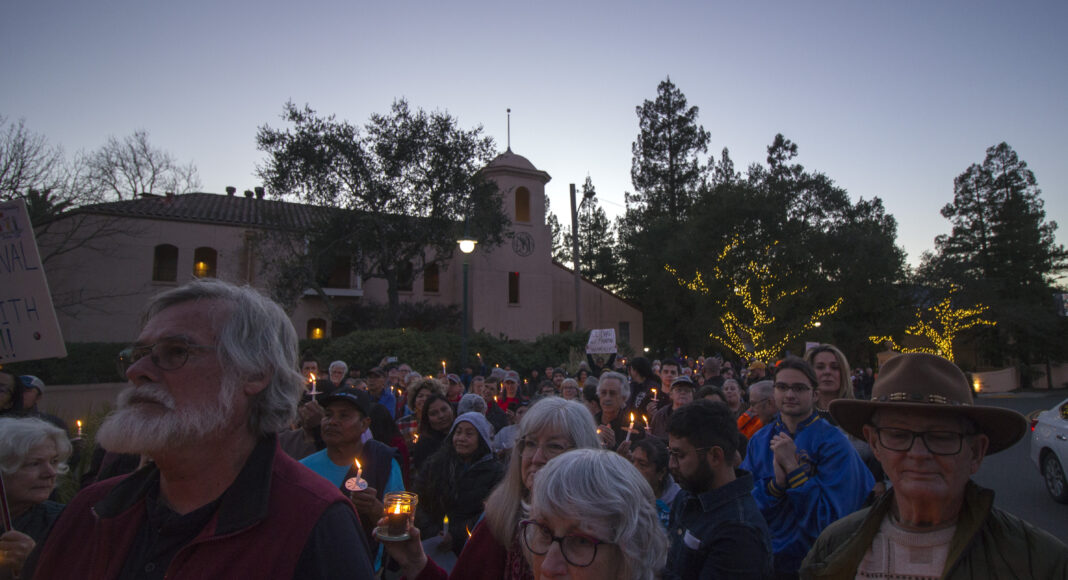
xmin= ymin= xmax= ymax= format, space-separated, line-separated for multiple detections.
xmin=387 ymin=501 xmax=408 ymax=536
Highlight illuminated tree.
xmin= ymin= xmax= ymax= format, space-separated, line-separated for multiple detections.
xmin=869 ymin=287 xmax=996 ymax=363
xmin=667 ymin=236 xmax=843 ymax=361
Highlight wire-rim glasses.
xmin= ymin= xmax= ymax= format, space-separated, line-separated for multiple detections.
xmin=117 ymin=340 xmax=216 ymax=376
xmin=872 ymin=426 xmax=973 ymax=456
xmin=519 ymin=519 xmax=607 ymax=567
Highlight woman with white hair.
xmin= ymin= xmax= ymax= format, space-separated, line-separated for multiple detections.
xmin=522 ymin=448 xmax=668 ymax=579
xmin=380 ymin=397 xmax=600 ymax=579
xmin=0 ymin=417 xmax=72 ymax=576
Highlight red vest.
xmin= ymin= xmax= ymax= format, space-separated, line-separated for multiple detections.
xmin=32 ymin=437 xmax=352 ymax=579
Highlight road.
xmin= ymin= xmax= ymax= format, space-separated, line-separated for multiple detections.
xmin=971 ymin=390 xmax=1068 ymax=540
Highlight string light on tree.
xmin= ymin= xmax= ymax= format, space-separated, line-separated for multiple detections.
xmin=869 ymin=286 xmax=995 ymax=363
xmin=666 ymin=236 xmax=843 ymax=361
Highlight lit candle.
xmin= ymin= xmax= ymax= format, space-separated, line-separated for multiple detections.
xmin=76 ymin=420 xmax=83 ymax=437
xmin=387 ymin=501 xmax=408 ymax=536
xmin=651 ymin=388 xmax=658 ymax=402
xmin=344 ymin=458 xmax=367 ymax=492
xmin=466 ymin=526 xmax=472 ymax=538
xmin=443 ymin=514 xmax=449 ymax=532
xmin=442 ymin=360 xmax=447 ymax=375
xmin=354 ymin=458 xmax=362 ymax=483
xmin=624 ymin=412 xmax=635 ymax=443
xmin=308 ymin=381 xmax=320 ymax=402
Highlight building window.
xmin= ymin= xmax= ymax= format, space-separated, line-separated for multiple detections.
xmin=515 ymin=187 xmax=531 ymax=222
xmin=326 ymin=255 xmax=352 ymax=289
xmin=193 ymin=247 xmax=217 ymax=278
xmin=397 ymin=261 xmax=414 ymax=292
xmin=423 ymin=263 xmax=440 ymax=293
xmin=152 ymin=244 xmax=178 ymax=282
xmin=618 ymin=321 xmax=631 ymax=346
xmin=508 ymin=271 xmax=520 ymax=304
xmin=559 ymin=321 xmax=573 ymax=333
xmin=307 ymin=319 xmax=327 ymax=339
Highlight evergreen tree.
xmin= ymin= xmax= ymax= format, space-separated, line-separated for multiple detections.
xmin=565 ymin=176 xmax=619 ymax=289
xmin=545 ymin=194 xmax=569 ymax=263
xmin=630 ymin=77 xmax=710 ymax=222
xmin=924 ymin=142 xmax=1067 ymax=364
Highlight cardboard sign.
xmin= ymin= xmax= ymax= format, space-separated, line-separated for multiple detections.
xmin=0 ymin=198 xmax=67 ymax=363
xmin=586 ymin=328 xmax=617 ymax=354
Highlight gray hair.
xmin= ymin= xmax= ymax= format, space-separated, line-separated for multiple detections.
xmin=748 ymin=380 xmax=774 ymax=400
xmin=597 ymin=371 xmax=630 ymax=401
xmin=458 ymin=392 xmax=488 ymax=415
xmin=483 ymin=397 xmax=600 ymax=546
xmin=328 ymin=360 xmax=348 ymax=375
xmin=0 ymin=417 xmax=73 ymax=476
xmin=560 ymin=378 xmax=579 ymax=391
xmin=143 ymin=278 xmax=303 ymax=436
xmin=531 ymin=449 xmax=668 ymax=579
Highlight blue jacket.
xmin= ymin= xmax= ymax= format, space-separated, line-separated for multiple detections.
xmin=664 ymin=470 xmax=773 ymax=580
xmin=740 ymin=412 xmax=874 ymax=576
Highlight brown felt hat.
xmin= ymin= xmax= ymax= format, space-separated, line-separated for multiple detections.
xmin=829 ymin=352 xmax=1027 ymax=454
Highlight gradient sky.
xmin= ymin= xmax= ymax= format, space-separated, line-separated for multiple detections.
xmin=3 ymin=1 xmax=1065 ymax=269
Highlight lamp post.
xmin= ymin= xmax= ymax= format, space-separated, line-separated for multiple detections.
xmin=458 ymin=238 xmax=477 ymax=370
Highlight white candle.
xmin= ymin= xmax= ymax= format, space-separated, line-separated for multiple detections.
xmin=624 ymin=413 xmax=635 ymax=443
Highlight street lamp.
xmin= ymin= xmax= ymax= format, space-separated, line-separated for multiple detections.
xmin=458 ymin=238 xmax=477 ymax=370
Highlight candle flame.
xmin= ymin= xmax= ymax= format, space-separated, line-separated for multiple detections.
xmin=643 ymin=414 xmax=649 ymax=424
xmin=443 ymin=515 xmax=449 ymax=526
xmin=393 ymin=502 xmax=402 ymax=515
xmin=466 ymin=526 xmax=472 ymax=538
xmin=630 ymin=412 xmax=635 ymax=422
xmin=307 ymin=373 xmax=316 ymax=383
xmin=354 ymin=458 xmax=361 ymax=470
xmin=77 ymin=420 xmax=83 ymax=428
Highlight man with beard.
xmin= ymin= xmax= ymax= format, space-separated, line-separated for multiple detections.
xmin=665 ymin=400 xmax=772 ymax=579
xmin=28 ymin=279 xmax=373 ymax=579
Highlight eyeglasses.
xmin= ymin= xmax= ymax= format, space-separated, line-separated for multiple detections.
xmin=117 ymin=340 xmax=216 ymax=375
xmin=517 ymin=438 xmax=572 ymax=460
xmin=872 ymin=426 xmax=974 ymax=456
xmin=668 ymin=447 xmax=712 ymax=461
xmin=773 ymin=382 xmax=812 ymax=394
xmin=519 ymin=520 xmax=608 ymax=567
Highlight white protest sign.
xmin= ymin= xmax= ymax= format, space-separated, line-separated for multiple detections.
xmin=0 ymin=198 xmax=67 ymax=363
xmin=586 ymin=328 xmax=617 ymax=354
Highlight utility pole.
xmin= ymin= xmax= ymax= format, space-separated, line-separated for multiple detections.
xmin=570 ymin=183 xmax=582 ymax=330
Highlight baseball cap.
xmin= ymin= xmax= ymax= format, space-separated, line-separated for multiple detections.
xmin=320 ymin=387 xmax=373 ymax=417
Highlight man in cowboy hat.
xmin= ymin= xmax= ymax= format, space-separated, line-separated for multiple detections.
xmin=801 ymin=353 xmax=1067 ymax=579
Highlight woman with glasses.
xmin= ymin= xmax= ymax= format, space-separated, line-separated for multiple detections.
xmin=521 ymin=448 xmax=668 ymax=579
xmin=380 ymin=397 xmax=600 ymax=579
xmin=0 ymin=417 xmax=72 ymax=578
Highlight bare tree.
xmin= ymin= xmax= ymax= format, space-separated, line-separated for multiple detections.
xmin=0 ymin=115 xmax=65 ymax=201
xmin=82 ymin=130 xmax=201 ymax=199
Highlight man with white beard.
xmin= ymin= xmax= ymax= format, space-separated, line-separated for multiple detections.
xmin=27 ymin=279 xmax=374 ymax=579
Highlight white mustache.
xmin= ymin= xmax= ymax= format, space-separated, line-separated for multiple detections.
xmin=117 ymin=384 xmax=177 ymax=410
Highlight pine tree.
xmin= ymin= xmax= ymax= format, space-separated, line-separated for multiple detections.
xmin=566 ymin=176 xmax=619 ymax=289
xmin=545 ymin=194 xmax=569 ymax=263
xmin=629 ymin=77 xmax=710 ymax=222
xmin=925 ymin=142 xmax=1067 ymax=363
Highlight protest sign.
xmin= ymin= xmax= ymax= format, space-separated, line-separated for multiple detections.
xmin=0 ymin=198 xmax=67 ymax=363
xmin=586 ymin=328 xmax=617 ymax=354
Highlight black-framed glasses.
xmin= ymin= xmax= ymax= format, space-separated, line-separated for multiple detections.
xmin=117 ymin=340 xmax=216 ymax=376
xmin=517 ymin=438 xmax=572 ymax=460
xmin=872 ymin=426 xmax=973 ymax=456
xmin=519 ymin=520 xmax=608 ymax=567
xmin=773 ymin=382 xmax=812 ymax=394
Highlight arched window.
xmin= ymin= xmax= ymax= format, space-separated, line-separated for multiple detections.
xmin=307 ymin=318 xmax=327 ymax=340
xmin=515 ymin=187 xmax=531 ymax=222
xmin=193 ymin=247 xmax=217 ymax=278
xmin=152 ymin=244 xmax=178 ymax=282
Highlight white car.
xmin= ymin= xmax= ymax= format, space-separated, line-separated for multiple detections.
xmin=1030 ymin=397 xmax=1068 ymax=503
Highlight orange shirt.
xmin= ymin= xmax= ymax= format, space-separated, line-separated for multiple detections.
xmin=737 ymin=410 xmax=764 ymax=439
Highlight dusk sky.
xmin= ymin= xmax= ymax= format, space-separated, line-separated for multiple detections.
xmin=3 ymin=1 xmax=1065 ymax=269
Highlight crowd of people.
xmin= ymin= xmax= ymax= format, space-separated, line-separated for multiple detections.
xmin=2 ymin=277 xmax=1066 ymax=579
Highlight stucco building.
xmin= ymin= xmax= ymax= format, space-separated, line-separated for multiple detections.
xmin=38 ymin=150 xmax=643 ymax=348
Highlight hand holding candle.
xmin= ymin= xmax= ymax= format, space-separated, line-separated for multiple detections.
xmin=378 ymin=492 xmax=418 ymax=541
